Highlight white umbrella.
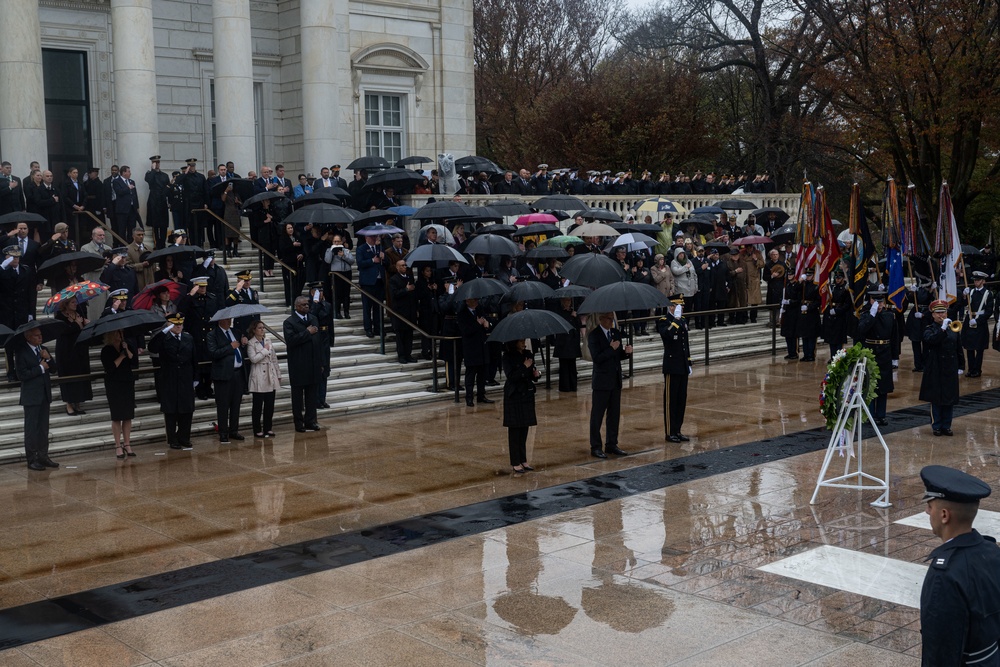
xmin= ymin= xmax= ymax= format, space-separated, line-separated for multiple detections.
xmin=419 ymin=224 xmax=455 ymax=245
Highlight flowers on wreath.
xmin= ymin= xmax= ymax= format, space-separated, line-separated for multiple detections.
xmin=819 ymin=343 xmax=880 ymax=430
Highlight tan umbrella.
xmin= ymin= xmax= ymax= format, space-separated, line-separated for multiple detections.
xmin=570 ymin=222 xmax=620 ymax=238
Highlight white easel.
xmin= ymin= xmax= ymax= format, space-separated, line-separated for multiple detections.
xmin=810 ymin=357 xmax=891 ymax=507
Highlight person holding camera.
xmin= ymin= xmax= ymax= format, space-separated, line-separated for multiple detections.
xmin=503 ymin=338 xmax=540 ymax=473
xmin=325 ymin=232 xmax=354 ymax=319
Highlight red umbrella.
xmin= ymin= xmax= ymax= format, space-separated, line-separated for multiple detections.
xmin=132 ymin=279 xmax=186 ymax=310
xmin=514 ymin=212 xmax=559 ymax=227
xmin=732 ymin=235 xmax=773 ymax=246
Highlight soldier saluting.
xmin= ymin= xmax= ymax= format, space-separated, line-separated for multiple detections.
xmin=657 ymin=295 xmax=692 ymax=443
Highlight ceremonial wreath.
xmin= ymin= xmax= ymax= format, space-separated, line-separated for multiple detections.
xmin=819 ymin=344 xmax=880 ymax=430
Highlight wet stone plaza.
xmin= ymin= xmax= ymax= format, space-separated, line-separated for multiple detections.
xmin=0 ymin=351 xmax=998 ymax=666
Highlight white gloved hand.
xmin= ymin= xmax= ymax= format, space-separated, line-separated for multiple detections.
xmin=799 ymin=274 xmax=808 ymax=281
xmin=914 ymin=311 xmax=923 ymax=319
xmin=931 ymin=281 xmax=938 ymax=290
xmin=869 ymin=302 xmax=879 ymax=317
xmin=688 ymin=365 xmax=693 ymax=376
xmin=162 ymin=324 xmax=174 ymax=335
xmin=829 ymin=308 xmax=836 ymax=316
xmin=800 ymin=305 xmax=808 ymax=313
xmin=0 ymin=257 xmax=12 ymax=269
xmin=970 ymin=317 xmax=977 ymax=326
xmin=673 ymin=305 xmax=682 ymax=319
xmin=312 ymin=289 xmax=321 ymax=303
xmin=203 ymin=257 xmax=212 ymax=269
xmin=878 ymin=283 xmax=885 ymax=290
xmin=942 ymin=318 xmax=952 ymax=330
xmin=907 ymin=284 xmax=917 ymax=292
xmin=964 ymin=287 xmax=971 ymax=295
xmin=781 ymin=299 xmax=789 ymax=305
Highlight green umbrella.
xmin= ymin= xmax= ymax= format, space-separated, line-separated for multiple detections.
xmin=540 ymin=235 xmax=587 ymax=248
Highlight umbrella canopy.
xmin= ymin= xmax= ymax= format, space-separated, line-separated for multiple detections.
xmin=488 ymin=309 xmax=571 ymax=342
xmin=346 ymin=155 xmax=390 ymax=171
xmin=0 ymin=211 xmax=47 ymax=228
xmin=132 ymin=278 xmax=187 ymax=310
xmin=77 ymin=309 xmax=166 ymax=344
xmin=487 ymin=199 xmax=533 ymax=216
xmin=633 ymin=197 xmax=687 ymax=215
xmin=676 ymin=218 xmax=716 ymax=234
xmin=352 ymin=209 xmax=398 ymax=226
xmin=732 ymin=235 xmax=772 ymax=246
xmin=464 ymin=234 xmax=521 ymax=256
xmin=750 ymin=206 xmax=790 ymax=224
xmin=356 ymin=223 xmax=405 ymax=237
xmin=770 ymin=223 xmax=798 ymax=245
xmin=578 ymin=207 xmax=623 ymax=223
xmin=241 ymin=190 xmax=286 ymax=209
xmin=455 ymin=277 xmax=509 ymax=301
xmin=395 ymin=155 xmax=433 ymax=167
xmin=42 ymin=280 xmax=108 ymax=315
xmin=388 ymin=205 xmax=418 ymax=216
xmin=560 ymin=253 xmax=627 ymax=288
xmin=455 ymin=155 xmax=502 ymax=174
xmin=503 ymin=281 xmax=555 ymax=303
xmin=630 ymin=223 xmax=668 ymax=234
xmin=525 ymin=245 xmax=569 ymax=260
xmin=474 ymin=223 xmax=517 ymax=236
xmin=456 ymin=205 xmax=504 ymax=223
xmin=295 ymin=189 xmax=350 ymax=207
xmin=691 ymin=205 xmax=725 ymax=215
xmin=5 ymin=318 xmax=68 ymax=350
xmin=36 ymin=251 xmax=107 ymax=281
xmin=411 ymin=200 xmax=475 ymax=220
xmin=211 ymin=303 xmax=271 ymax=322
xmin=417 ymin=223 xmax=455 ymax=245
xmin=0 ymin=323 xmax=14 ymax=347
xmin=515 ymin=212 xmax=559 ymax=227
xmin=611 ymin=232 xmax=658 ymax=249
xmin=714 ymin=198 xmax=757 ymax=210
xmin=209 ymin=178 xmax=255 ymax=201
xmin=704 ymin=242 xmax=732 ymax=255
xmin=578 ymin=281 xmax=671 ymax=314
xmin=531 ymin=194 xmax=587 ymax=211
xmin=284 ymin=203 xmax=357 ymax=225
xmin=512 ymin=223 xmax=562 ymax=238
xmin=962 ymin=244 xmax=983 ymax=257
xmin=570 ymin=222 xmax=620 ymax=238
xmin=552 ymin=284 xmax=592 ymax=299
xmin=145 ymin=245 xmax=198 ymax=263
xmin=405 ymin=243 xmax=467 ymax=267
xmin=540 ymin=235 xmax=587 ymax=248
xmin=543 ymin=209 xmax=573 ymax=221
xmin=362 ymin=167 xmax=425 ymax=190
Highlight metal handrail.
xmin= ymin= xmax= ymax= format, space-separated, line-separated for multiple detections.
xmin=191 ymin=208 xmax=297 ymax=292
xmin=73 ymin=210 xmax=128 ymax=247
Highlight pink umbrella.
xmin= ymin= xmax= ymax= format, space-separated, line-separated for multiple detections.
xmin=732 ymin=235 xmax=773 ymax=246
xmin=514 ymin=213 xmax=559 ymax=227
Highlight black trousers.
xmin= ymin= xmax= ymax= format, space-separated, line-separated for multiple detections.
xmin=290 ymin=383 xmax=317 ymax=427
xmin=968 ymin=348 xmax=984 ymax=374
xmin=590 ymin=388 xmax=621 ymax=450
xmin=663 ymin=374 xmax=688 ymax=438
xmin=332 ymin=271 xmax=351 ymax=316
xmin=152 ymin=225 xmax=167 ymax=253
xmin=394 ymin=319 xmax=413 ymax=361
xmin=164 ymin=412 xmax=193 ymax=446
xmin=507 ymin=426 xmax=529 ymax=466
xmin=465 ymin=363 xmax=487 ymax=403
xmin=252 ymin=391 xmax=275 ymax=434
xmin=214 ymin=371 xmax=245 ymax=438
xmin=23 ymin=404 xmax=50 ymax=463
xmin=360 ymin=285 xmax=382 ymax=334
xmin=558 ymin=357 xmax=577 ymax=392
xmin=911 ymin=340 xmax=925 ymax=370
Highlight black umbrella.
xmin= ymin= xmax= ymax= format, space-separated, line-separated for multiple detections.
xmin=474 ymin=224 xmax=517 ymax=236
xmin=704 ymin=242 xmax=733 ymax=255
xmin=209 ymin=178 xmax=255 ymax=201
xmin=465 ymin=235 xmax=521 ymax=256
xmin=770 ymin=223 xmax=798 ymax=245
xmin=5 ymin=318 xmax=68 ymax=350
xmin=362 ymin=167 xmax=425 ymax=191
xmin=356 ymin=223 xmax=405 ymax=236
xmin=503 ymin=281 xmax=555 ymax=302
xmin=578 ymin=281 xmax=671 ymax=314
xmin=455 ymin=155 xmax=502 ymax=174
xmin=456 ymin=205 xmax=504 ymax=223
xmin=750 ymin=207 xmax=790 ymax=224
xmin=525 ymin=246 xmax=569 ymax=260
xmin=0 ymin=211 xmax=47 ymax=228
xmin=560 ymin=253 xmax=627 ymax=288
xmin=297 ymin=188 xmax=350 ymax=205
xmin=76 ymin=309 xmax=166 ymax=344
xmin=405 ymin=243 xmax=468 ymax=267
xmin=346 ymin=156 xmax=390 ymax=171
xmin=487 ymin=200 xmax=533 ymax=216
xmin=488 ymin=309 xmax=571 ymax=342
xmin=532 ymin=194 xmax=587 ymax=211
xmin=36 ymin=251 xmax=107 ymax=281
xmin=395 ymin=155 xmax=434 ymax=167
xmin=352 ymin=209 xmax=398 ymax=226
xmin=543 ymin=209 xmax=573 ymax=221
xmin=455 ymin=278 xmax=509 ymax=301
xmin=579 ymin=207 xmax=623 ymax=223
xmin=714 ymin=199 xmax=757 ymax=210
xmin=211 ymin=303 xmax=271 ymax=322
xmin=242 ymin=190 xmax=286 ymax=209
xmin=962 ymin=244 xmax=983 ymax=257
xmin=691 ymin=206 xmax=725 ymax=215
xmin=677 ymin=218 xmax=716 ymax=234
xmin=511 ymin=223 xmax=561 ymax=238
xmin=631 ymin=223 xmax=668 ymax=234
xmin=0 ymin=323 xmax=15 ymax=347
xmin=411 ymin=200 xmax=475 ymax=220
xmin=284 ymin=203 xmax=357 ymax=226
xmin=552 ymin=284 xmax=592 ymax=299
xmin=145 ymin=245 xmax=198 ymax=262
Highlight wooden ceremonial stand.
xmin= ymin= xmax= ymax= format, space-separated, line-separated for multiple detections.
xmin=810 ymin=357 xmax=891 ymax=507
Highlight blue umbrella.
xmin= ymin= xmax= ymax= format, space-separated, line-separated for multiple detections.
xmin=691 ymin=205 xmax=726 ymax=215
xmin=356 ymin=223 xmax=404 ymax=236
xmin=389 ymin=205 xmax=418 ymax=216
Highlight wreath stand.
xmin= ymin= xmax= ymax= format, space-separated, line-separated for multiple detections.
xmin=810 ymin=357 xmax=891 ymax=507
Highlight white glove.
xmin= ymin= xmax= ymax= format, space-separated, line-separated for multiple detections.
xmin=942 ymin=318 xmax=951 ymax=330
xmin=931 ymin=281 xmax=938 ymax=290
xmin=312 ymin=289 xmax=321 ymax=303
xmin=799 ymin=274 xmax=808 ymax=281
xmin=907 ymin=284 xmax=917 ymax=292
xmin=673 ymin=305 xmax=682 ymax=319
xmin=161 ymin=324 xmax=174 ymax=335
xmin=878 ymin=283 xmax=885 ymax=290
xmin=687 ymin=365 xmax=692 ymax=376
xmin=964 ymin=287 xmax=971 ymax=295
xmin=781 ymin=299 xmax=789 ymax=305
xmin=0 ymin=257 xmax=12 ymax=269
xmin=869 ymin=302 xmax=879 ymax=317
xmin=914 ymin=312 xmax=922 ymax=319
xmin=970 ymin=318 xmax=977 ymax=326
xmin=829 ymin=308 xmax=836 ymax=316
xmin=800 ymin=305 xmax=808 ymax=313
xmin=203 ymin=257 xmax=212 ymax=269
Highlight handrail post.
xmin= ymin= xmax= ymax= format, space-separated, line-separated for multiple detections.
xmin=545 ymin=340 xmax=551 ymax=389
xmin=258 ymin=249 xmax=264 ymax=293
xmin=431 ymin=337 xmax=439 ymax=392
xmin=379 ymin=302 xmax=385 ymax=355
xmin=453 ymin=343 xmax=460 ymax=403
xmin=704 ymin=315 xmax=711 ymax=366
xmin=627 ymin=322 xmax=634 ymax=378
xmin=771 ymin=304 xmax=778 ymax=356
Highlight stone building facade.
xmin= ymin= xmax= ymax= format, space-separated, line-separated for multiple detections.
xmin=0 ymin=0 xmax=474 ymax=209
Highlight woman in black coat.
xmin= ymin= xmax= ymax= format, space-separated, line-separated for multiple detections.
xmin=415 ymin=265 xmax=439 ymax=360
xmin=552 ymin=297 xmax=582 ymax=392
xmin=502 ymin=339 xmax=539 ymax=473
xmin=101 ymin=329 xmax=136 ymax=458
xmin=54 ymin=296 xmax=93 ymax=414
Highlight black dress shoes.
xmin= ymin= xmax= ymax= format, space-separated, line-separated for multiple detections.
xmin=875 ymin=418 xmax=889 ymax=427
xmin=932 ymin=429 xmax=942 ymax=436
xmin=667 ymin=435 xmax=682 ymax=443
xmin=41 ymin=458 xmax=59 ymax=468
xmin=320 ymin=403 xmax=331 ymax=409
xmin=783 ymin=354 xmax=798 ymax=360
xmin=295 ymin=426 xmax=307 ymax=433
xmin=591 ymin=449 xmax=608 ymax=459
xmin=676 ymin=434 xmax=690 ymax=442
xmin=486 ymin=379 xmax=499 ymax=387
xmin=478 ymin=397 xmax=495 ymax=404
xmin=466 ymin=400 xmax=475 ymax=407
xmin=27 ymin=461 xmax=46 ymax=471
xmin=230 ymin=433 xmax=246 ymax=441
xmin=307 ymin=423 xmax=321 ymax=431
xmin=169 ymin=442 xmax=183 ymax=449
xmin=942 ymin=428 xmax=954 ymax=436
xmin=607 ymin=446 xmax=629 ymax=456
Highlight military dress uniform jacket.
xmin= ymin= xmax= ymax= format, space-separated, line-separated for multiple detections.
xmin=905 ymin=286 xmax=934 ymax=342
xmin=962 ymin=287 xmax=993 ymax=351
xmin=821 ymin=283 xmax=851 ymax=347
xmin=795 ymin=282 xmax=822 ymax=338
xmin=656 ymin=313 xmax=691 ymax=375
xmin=148 ymin=331 xmax=196 ymax=414
xmin=920 ymin=325 xmax=961 ymax=407
xmin=857 ymin=308 xmax=896 ymax=394
xmin=920 ymin=529 xmax=1000 ymax=667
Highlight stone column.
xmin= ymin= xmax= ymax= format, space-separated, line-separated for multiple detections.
xmin=111 ymin=0 xmax=159 ymax=223
xmin=300 ymin=0 xmax=346 ymax=172
xmin=213 ymin=0 xmax=257 ymax=172
xmin=0 ymin=0 xmax=47 ymax=175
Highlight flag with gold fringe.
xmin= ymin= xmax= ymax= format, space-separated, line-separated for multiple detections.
xmin=935 ymin=182 xmax=963 ymax=304
xmin=813 ymin=186 xmax=841 ymax=312
xmin=848 ymin=183 xmax=876 ymax=315
xmin=794 ymin=182 xmax=816 ymax=278
xmin=881 ymin=177 xmax=905 ymax=311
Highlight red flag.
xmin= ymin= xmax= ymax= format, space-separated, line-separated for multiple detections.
xmin=814 ymin=187 xmax=842 ymax=312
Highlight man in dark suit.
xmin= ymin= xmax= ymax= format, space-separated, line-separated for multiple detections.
xmin=657 ymin=297 xmax=692 ymax=443
xmin=102 ymin=165 xmax=119 ymax=232
xmin=458 ymin=297 xmax=495 ymax=406
xmin=283 ymin=296 xmax=324 ymax=432
xmin=313 ymin=167 xmax=337 ymax=191
xmin=205 ymin=163 xmax=232 ymax=249
xmin=0 ymin=161 xmax=25 ymax=214
xmin=356 ymin=233 xmax=386 ymax=337
xmin=1 ymin=245 xmax=39 ymax=379
xmin=112 ymin=166 xmax=142 ymax=241
xmin=207 ymin=316 xmax=248 ymax=443
xmin=4 ymin=221 xmax=41 ymax=270
xmin=34 ymin=170 xmax=61 ymax=238
xmin=16 ymin=325 xmax=58 ymax=470
xmin=61 ymin=166 xmax=86 ymax=226
xmin=145 ymin=156 xmax=171 ymax=250
xmin=148 ymin=313 xmax=197 ymax=449
xmin=177 ymin=159 xmax=206 ymax=246
xmin=389 ymin=259 xmax=418 ymax=364
xmin=587 ymin=312 xmax=631 ymax=458
xmin=330 ymin=164 xmax=348 ymax=192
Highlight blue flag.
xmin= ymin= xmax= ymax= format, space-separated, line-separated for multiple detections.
xmin=887 ymin=247 xmax=905 ymax=311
